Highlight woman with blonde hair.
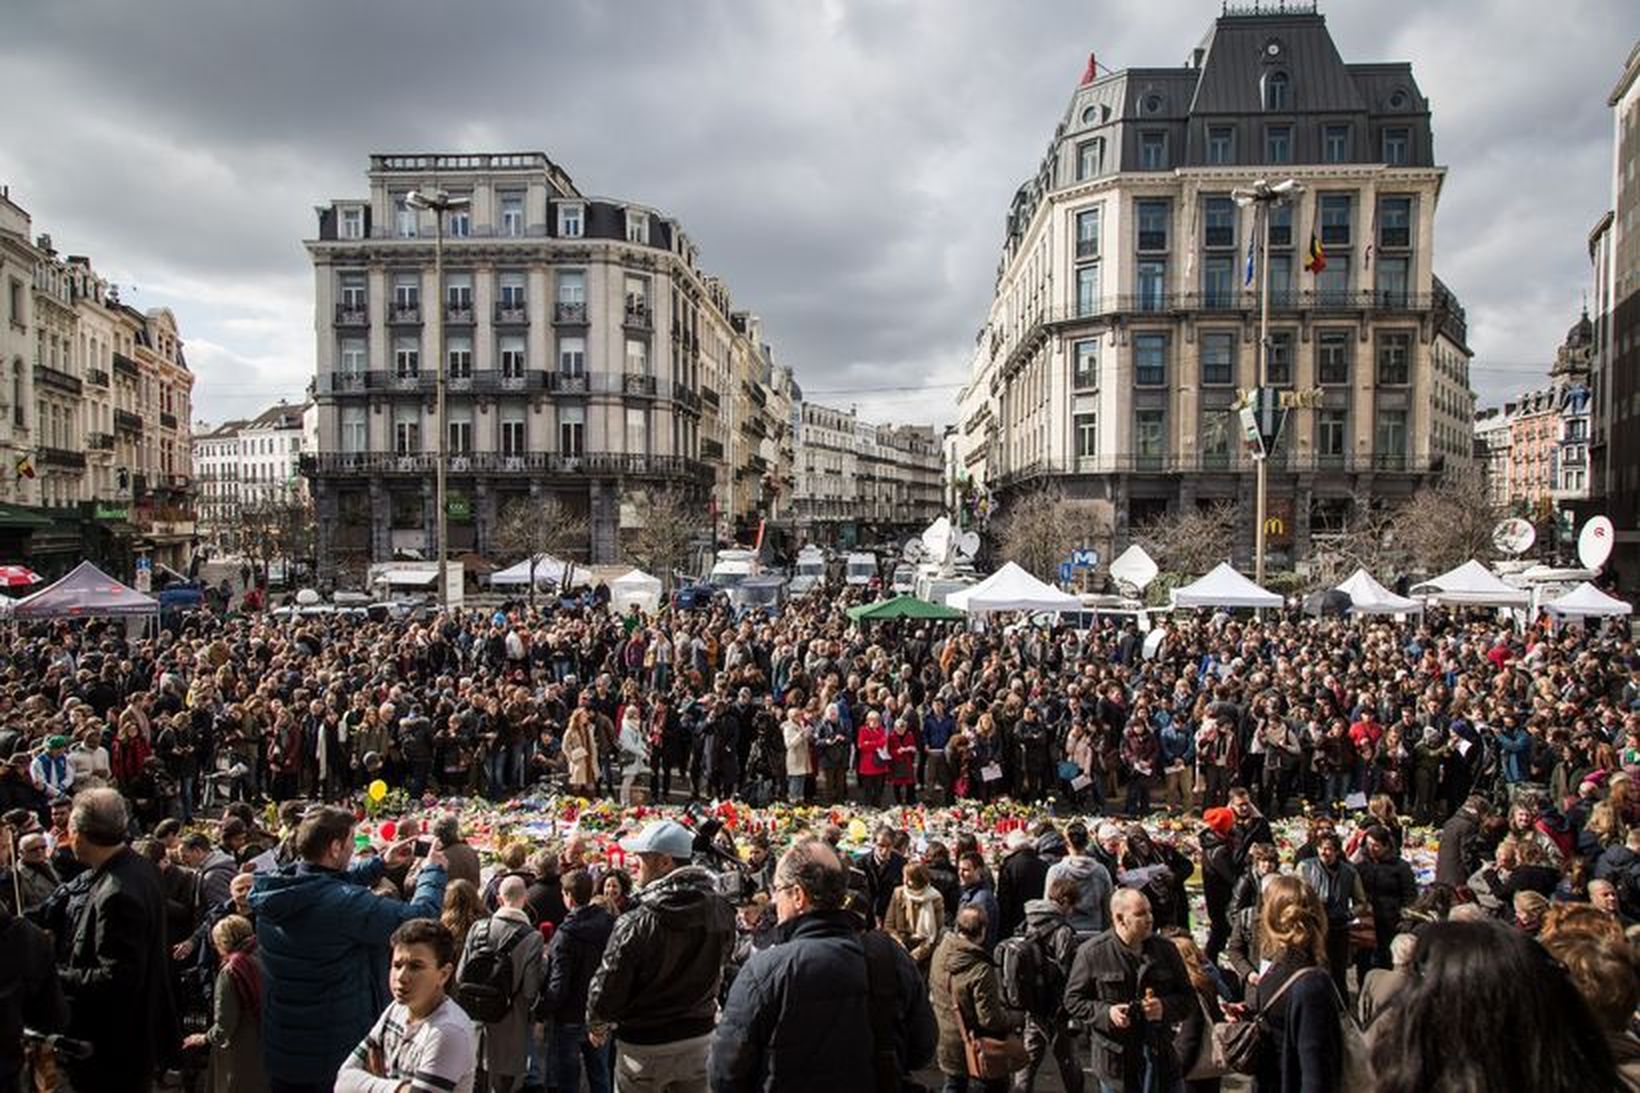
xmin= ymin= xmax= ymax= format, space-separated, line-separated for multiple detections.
xmin=181 ymin=913 xmax=266 ymax=1093
xmin=1248 ymin=875 xmax=1342 ymax=1093
xmin=562 ymin=706 xmax=599 ymax=796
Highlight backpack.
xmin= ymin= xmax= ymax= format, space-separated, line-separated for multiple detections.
xmin=996 ymin=931 xmax=1057 ymax=1016
xmin=455 ymin=919 xmax=529 ymax=1023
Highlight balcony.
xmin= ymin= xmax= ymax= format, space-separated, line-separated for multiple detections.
xmin=335 ymin=303 xmax=369 ymax=326
xmin=115 ymin=409 xmax=144 ymax=434
xmin=304 ymin=450 xmax=714 ymax=482
xmin=34 ymin=364 xmax=83 ymax=396
xmin=987 ymin=453 xmax=1441 ymax=489
xmin=701 ymin=385 xmax=721 ymax=410
xmin=39 ymin=447 xmax=86 ymax=471
xmin=112 ymin=352 xmax=140 ymax=379
xmin=623 ymin=301 xmax=653 ymax=330
xmin=444 ymin=301 xmax=475 ymax=324
xmin=388 ymin=301 xmax=422 ymax=324
xmin=622 ymin=373 xmax=657 ymax=398
xmin=86 ymin=368 xmax=110 ymax=387
xmin=554 ymin=301 xmax=587 ymax=324
xmin=160 ymin=411 xmax=178 ymax=430
xmin=548 ymin=372 xmax=589 ymax=394
xmin=87 ymin=432 xmax=114 ymax=451
xmin=494 ymin=302 xmax=528 ymax=324
xmin=675 ymin=386 xmax=702 ymax=414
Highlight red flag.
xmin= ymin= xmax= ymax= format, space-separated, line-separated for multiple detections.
xmin=1079 ymin=52 xmax=1098 ymax=86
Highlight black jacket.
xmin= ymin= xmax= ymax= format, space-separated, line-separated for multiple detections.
xmin=1435 ymin=807 xmax=1484 ymax=887
xmin=1250 ymin=955 xmax=1342 ymax=1093
xmin=1356 ymin=853 xmax=1417 ymax=933
xmin=1200 ymin=829 xmax=1239 ymax=914
xmin=709 ymin=910 xmax=936 ymax=1093
xmin=996 ymin=846 xmax=1050 ymax=940
xmin=540 ymin=903 xmax=615 ymax=1024
xmin=586 ymin=865 xmax=735 ymax=1044
xmin=59 ymin=847 xmax=179 ymax=1093
xmin=860 ymin=850 xmax=906 ymax=927
xmin=0 ymin=907 xmax=66 ymax=1086
xmin=1063 ymin=931 xmax=1193 ymax=1086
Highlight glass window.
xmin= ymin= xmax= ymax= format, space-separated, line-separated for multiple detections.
xmin=1200 ymin=332 xmax=1235 ymax=385
xmin=392 ymin=274 xmax=419 ymax=308
xmin=1135 ymin=409 xmax=1166 ymax=464
xmin=444 ymin=273 xmax=472 ymax=310
xmin=1202 ymin=257 xmax=1236 ymax=308
xmin=1266 ymin=331 xmax=1294 ymax=385
xmin=1137 ymin=201 xmax=1169 ymax=251
xmin=1201 ymin=408 xmax=1233 ymax=466
xmin=625 ymin=210 xmax=648 ymax=244
xmin=340 ymin=338 xmax=366 ymax=376
xmin=1319 ymin=194 xmax=1353 ymax=246
xmin=393 ymin=193 xmax=417 ymax=238
xmin=559 ymin=405 xmax=585 ymax=456
xmin=1207 ymin=127 xmax=1234 ymax=165
xmin=625 ymin=338 xmax=649 ymax=375
xmin=499 ymin=335 xmax=526 ymax=378
xmin=1375 ymin=409 xmax=1407 ymax=467
xmin=1378 ymin=197 xmax=1412 ymax=247
xmin=1269 ymin=203 xmax=1293 ymax=247
xmin=625 ymin=408 xmax=648 ymax=455
xmin=624 ymin=274 xmax=650 ymax=313
xmin=1264 ymin=71 xmax=1290 ymax=111
xmin=1376 ymin=332 xmax=1412 ymax=385
xmin=1077 ymin=139 xmax=1103 ymax=180
xmin=558 ymin=203 xmax=583 ymax=238
xmin=341 ymin=207 xmax=363 ymax=240
xmin=1317 ymin=410 xmax=1347 ymax=458
xmin=501 ymin=413 xmax=526 ymax=456
xmin=1076 ymin=264 xmax=1100 ymax=316
xmin=393 ymin=335 xmax=419 ymax=377
xmin=1073 ymin=339 xmax=1099 ymax=388
xmin=1375 ymin=257 xmax=1410 ymax=307
xmin=446 ymin=201 xmax=470 ymax=238
xmin=558 ymin=336 xmax=585 ymax=376
xmin=1074 ymin=413 xmax=1098 ymax=458
xmin=1317 ymin=259 xmax=1350 ymax=305
xmin=446 ymin=334 xmax=472 ymax=378
xmin=1382 ymin=128 xmax=1410 ymax=166
xmin=1317 ymin=329 xmax=1351 ymax=385
xmin=1075 ymin=208 xmax=1101 ymax=258
xmin=1135 ymin=333 xmax=1167 ymax=386
xmin=1203 ymin=197 xmax=1236 ymax=247
xmin=1139 ymin=131 xmax=1167 ymax=171
xmin=393 ymin=415 xmax=420 ymax=454
xmin=1137 ymin=260 xmax=1167 ymax=311
xmin=557 ymin=270 xmax=586 ymax=304
xmin=1268 ymin=254 xmax=1293 ymax=307
xmin=1265 ymin=125 xmax=1291 ymax=163
xmin=498 ymin=272 xmax=526 ymax=309
xmin=500 ymin=192 xmax=525 ymax=237
xmin=448 ymin=415 xmax=472 ymax=453
xmin=1323 ymin=125 xmax=1350 ymax=163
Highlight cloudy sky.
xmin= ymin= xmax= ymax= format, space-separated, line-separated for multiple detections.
xmin=1 ymin=0 xmax=1631 ymax=428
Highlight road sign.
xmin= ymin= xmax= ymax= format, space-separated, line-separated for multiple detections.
xmin=135 ymin=555 xmax=152 ymax=593
xmin=1058 ymin=561 xmax=1074 ymax=585
xmin=1071 ymin=548 xmax=1099 ymax=569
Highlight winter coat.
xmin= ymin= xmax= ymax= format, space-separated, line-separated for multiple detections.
xmin=930 ymin=932 xmax=1018 ymax=1076
xmin=884 ymin=884 xmax=948 ymax=969
xmin=857 ymin=723 xmax=890 ymax=777
xmin=1042 ymin=853 xmax=1113 ymax=935
xmin=463 ymin=907 xmax=543 ymax=1078
xmin=781 ymin=719 xmax=813 ymax=777
xmin=441 ymin=838 xmax=483 ymax=890
xmin=540 ymin=902 xmax=614 ymax=1025
xmin=860 ymin=849 xmax=906 ymax=927
xmin=958 ymin=881 xmax=1001 ymax=952
xmin=1355 ymin=853 xmax=1417 ymax=936
xmin=996 ymin=846 xmax=1050 ymax=941
xmin=204 ymin=960 xmax=267 ymax=1093
xmin=711 ymin=909 xmax=937 ymax=1093
xmin=1250 ymin=955 xmax=1342 ymax=1093
xmin=1063 ymin=930 xmax=1193 ymax=1087
xmin=586 ymin=864 xmax=735 ymax=1044
xmin=247 ymin=858 xmax=446 ymax=1083
xmin=0 ymin=907 xmax=67 ymax=1089
xmin=1435 ymin=806 xmax=1485 ymax=887
xmin=564 ymin=716 xmax=599 ymax=787
xmin=1019 ymin=899 xmax=1079 ymax=1015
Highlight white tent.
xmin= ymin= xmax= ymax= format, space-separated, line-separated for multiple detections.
xmin=1335 ymin=568 xmax=1421 ymax=615
xmin=489 ymin=554 xmax=590 ymax=589
xmin=946 ymin=561 xmax=1082 ymax=615
xmin=1410 ymin=559 xmax=1530 ymax=607
xmin=1543 ymin=582 xmax=1633 ymax=618
xmin=609 ymin=568 xmax=664 ymax=614
xmin=1171 ymin=562 xmax=1283 ymax=610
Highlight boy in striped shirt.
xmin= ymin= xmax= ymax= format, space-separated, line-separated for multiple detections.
xmin=338 ymin=919 xmax=477 ymax=1093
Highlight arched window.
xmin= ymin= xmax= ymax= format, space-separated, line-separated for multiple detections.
xmin=1264 ymin=71 xmax=1290 ymax=111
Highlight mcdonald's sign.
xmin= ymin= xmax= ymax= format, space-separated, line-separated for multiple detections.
xmin=1265 ymin=497 xmax=1294 ymax=546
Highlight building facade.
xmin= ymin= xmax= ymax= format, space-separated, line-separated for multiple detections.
xmin=791 ymin=401 xmax=944 ymax=546
xmin=193 ymin=400 xmax=314 ymax=552
xmin=954 ymin=6 xmax=1473 ymax=568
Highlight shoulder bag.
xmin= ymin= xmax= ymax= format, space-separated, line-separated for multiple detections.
xmin=1201 ymin=964 xmax=1319 ymax=1077
xmin=947 ymin=973 xmax=1029 ymax=1079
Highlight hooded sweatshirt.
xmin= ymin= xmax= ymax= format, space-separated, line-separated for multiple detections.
xmin=1042 ymin=853 xmax=1113 ymax=935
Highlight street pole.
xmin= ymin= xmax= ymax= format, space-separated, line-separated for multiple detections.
xmin=433 ymin=205 xmax=448 ymax=612
xmin=1254 ymin=197 xmax=1271 ymax=587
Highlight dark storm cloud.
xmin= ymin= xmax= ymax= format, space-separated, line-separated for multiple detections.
xmin=0 ymin=0 xmax=1630 ymax=424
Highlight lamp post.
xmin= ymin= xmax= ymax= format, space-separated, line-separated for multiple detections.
xmin=1230 ymin=178 xmax=1303 ymax=586
xmin=404 ymin=187 xmax=469 ymax=609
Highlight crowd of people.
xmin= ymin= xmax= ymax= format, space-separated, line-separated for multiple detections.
xmin=0 ymin=585 xmax=1637 ymax=1092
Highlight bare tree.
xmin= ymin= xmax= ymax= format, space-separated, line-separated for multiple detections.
xmin=994 ymin=487 xmax=1111 ymax=582
xmin=1131 ymin=500 xmax=1240 ymax=576
xmin=628 ymin=487 xmax=703 ymax=591
xmin=1305 ymin=492 xmax=1398 ymax=592
xmin=1389 ymin=466 xmax=1501 ymax=576
xmin=239 ymin=492 xmax=318 ymax=589
xmin=492 ymin=495 xmax=590 ymax=607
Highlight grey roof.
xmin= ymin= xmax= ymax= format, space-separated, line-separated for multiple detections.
xmin=1191 ymin=14 xmax=1365 ymax=115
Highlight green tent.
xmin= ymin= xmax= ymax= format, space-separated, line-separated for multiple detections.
xmin=845 ymin=594 xmax=965 ymax=622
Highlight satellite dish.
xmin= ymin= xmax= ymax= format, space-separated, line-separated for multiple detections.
xmin=295 ymin=587 xmax=321 ymax=606
xmin=1491 ymin=517 xmax=1536 ymax=556
xmin=955 ymin=531 xmax=980 ymax=560
xmin=902 ymin=540 xmax=926 ymax=563
xmin=1109 ymin=544 xmax=1160 ymax=591
xmin=1578 ymin=515 xmax=1615 ymax=571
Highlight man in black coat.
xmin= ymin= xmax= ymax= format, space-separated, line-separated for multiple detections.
xmin=859 ymin=825 xmax=906 ymax=927
xmin=1435 ymin=794 xmax=1491 ymax=888
xmin=538 ymin=867 xmax=615 ymax=1089
xmin=996 ymin=829 xmax=1051 ymax=940
xmin=57 ymin=788 xmax=178 ymax=1093
xmin=0 ymin=900 xmax=66 ymax=1093
xmin=709 ymin=835 xmax=935 ymax=1093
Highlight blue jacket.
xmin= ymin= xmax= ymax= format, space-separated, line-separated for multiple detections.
xmin=958 ymin=882 xmax=1001 ymax=952
xmin=922 ymin=712 xmax=956 ymax=753
xmin=1497 ymin=727 xmax=1533 ymax=784
xmin=1158 ymin=721 xmax=1194 ymax=767
xmin=248 ymin=857 xmax=447 ymax=1082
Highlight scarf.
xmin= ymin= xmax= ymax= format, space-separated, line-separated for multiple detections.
xmin=902 ymin=883 xmax=944 ymax=947
xmin=224 ymin=939 xmax=262 ymax=1019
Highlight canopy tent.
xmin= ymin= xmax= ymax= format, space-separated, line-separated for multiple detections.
xmin=1171 ymin=563 xmax=1283 ymax=610
xmin=946 ymin=562 xmax=1082 ymax=615
xmin=489 ymin=553 xmax=590 ymax=589
xmin=1410 ymin=560 xmax=1530 ymax=608
xmin=14 ymin=561 xmax=159 ymax=619
xmin=1334 ymin=568 xmax=1422 ymax=615
xmin=608 ymin=568 xmax=664 ymax=614
xmin=376 ymin=570 xmax=438 ymax=588
xmin=846 ymin=594 xmax=966 ymax=622
xmin=1542 ymin=582 xmax=1633 ymax=618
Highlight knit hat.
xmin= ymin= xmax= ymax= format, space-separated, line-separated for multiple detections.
xmin=44 ymin=734 xmax=69 ymax=750
xmin=1203 ymin=807 xmax=1235 ymax=838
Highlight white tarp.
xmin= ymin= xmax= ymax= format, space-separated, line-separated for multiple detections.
xmin=609 ymin=568 xmax=663 ymax=614
xmin=377 ymin=570 xmax=438 ymax=587
xmin=1171 ymin=562 xmax=1283 ymax=610
xmin=946 ymin=561 xmax=1082 ymax=615
xmin=1543 ymin=582 xmax=1633 ymax=618
xmin=1335 ymin=568 xmax=1421 ymax=615
xmin=1410 ymin=559 xmax=1530 ymax=607
xmin=490 ymin=554 xmax=589 ymax=588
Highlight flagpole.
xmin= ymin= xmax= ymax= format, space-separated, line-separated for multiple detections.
xmin=1255 ymin=199 xmax=1271 ymax=587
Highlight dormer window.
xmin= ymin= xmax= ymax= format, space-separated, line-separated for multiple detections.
xmin=340 ymin=207 xmax=363 ymax=240
xmin=625 ymin=210 xmax=649 ymax=245
xmin=1264 ymin=71 xmax=1290 ymax=111
xmin=557 ymin=202 xmax=583 ymax=238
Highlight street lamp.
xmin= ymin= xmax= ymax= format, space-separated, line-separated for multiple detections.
xmin=1230 ymin=177 xmax=1304 ymax=586
xmin=404 ymin=187 xmax=470 ymax=609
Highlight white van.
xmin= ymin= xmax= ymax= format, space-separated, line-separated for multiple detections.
xmin=789 ymin=548 xmax=827 ymax=595
xmin=708 ymin=548 xmax=759 ymax=591
xmin=844 ymin=552 xmax=878 ymax=587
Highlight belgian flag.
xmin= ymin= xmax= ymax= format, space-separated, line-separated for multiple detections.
xmin=1303 ymin=231 xmax=1327 ymax=274
xmin=14 ymin=453 xmax=34 ymax=480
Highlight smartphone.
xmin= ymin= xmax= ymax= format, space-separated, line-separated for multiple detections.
xmin=413 ymin=839 xmax=432 ymax=858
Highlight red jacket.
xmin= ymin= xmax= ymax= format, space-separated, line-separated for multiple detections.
xmin=857 ymin=723 xmax=889 ymax=776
